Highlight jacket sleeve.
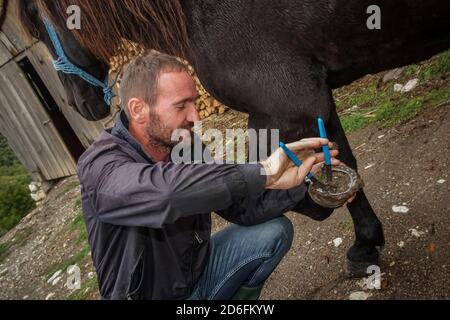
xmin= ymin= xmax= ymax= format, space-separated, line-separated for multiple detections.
xmin=216 ymin=184 xmax=308 ymax=226
xmin=77 ymin=143 xmax=267 ymax=228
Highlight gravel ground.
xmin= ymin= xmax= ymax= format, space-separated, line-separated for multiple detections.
xmin=0 ymin=104 xmax=448 ymax=300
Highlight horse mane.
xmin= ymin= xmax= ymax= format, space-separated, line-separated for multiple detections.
xmin=15 ymin=0 xmax=41 ymax=40
xmin=0 ymin=0 xmax=9 ymax=29
xmin=34 ymin=0 xmax=190 ymax=64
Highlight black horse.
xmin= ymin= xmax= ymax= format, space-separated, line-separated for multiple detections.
xmin=18 ymin=0 xmax=450 ymax=277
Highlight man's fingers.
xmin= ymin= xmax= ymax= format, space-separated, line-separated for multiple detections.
xmin=262 ymin=148 xmax=289 ymax=176
xmin=287 ymin=138 xmax=329 ymax=150
xmin=309 ymin=150 xmax=339 ymax=164
xmin=290 ymin=139 xmax=334 ymax=150
xmin=286 ymin=138 xmax=330 ymax=152
xmin=297 ymin=156 xmax=317 ymax=180
xmin=311 ymin=158 xmax=342 ymax=174
xmin=330 ymin=158 xmax=341 ymax=166
xmin=311 ymin=162 xmax=324 ymax=175
xmin=274 ymin=147 xmax=289 ymax=162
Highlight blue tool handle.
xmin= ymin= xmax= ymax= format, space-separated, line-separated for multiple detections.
xmin=318 ymin=118 xmax=332 ymax=166
xmin=279 ymin=142 xmax=314 ymax=179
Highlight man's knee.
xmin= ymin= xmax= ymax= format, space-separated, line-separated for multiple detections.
xmin=259 ymin=216 xmax=294 ymax=255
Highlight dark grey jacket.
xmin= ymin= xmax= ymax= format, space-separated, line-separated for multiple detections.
xmin=77 ymin=112 xmax=307 ymax=300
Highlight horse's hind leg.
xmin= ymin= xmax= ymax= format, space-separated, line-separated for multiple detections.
xmin=326 ymin=95 xmax=385 ymax=277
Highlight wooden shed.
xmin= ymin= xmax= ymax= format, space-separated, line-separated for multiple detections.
xmin=0 ymin=2 xmax=115 ymax=183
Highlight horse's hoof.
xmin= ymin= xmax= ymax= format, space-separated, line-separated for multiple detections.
xmin=346 ymin=247 xmax=380 ymax=278
xmin=346 ymin=259 xmax=378 ymax=278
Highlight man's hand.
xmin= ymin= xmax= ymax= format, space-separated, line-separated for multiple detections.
xmin=261 ymin=138 xmax=339 ymax=190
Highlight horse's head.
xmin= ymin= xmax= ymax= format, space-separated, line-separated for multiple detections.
xmin=17 ymin=0 xmax=111 ymax=121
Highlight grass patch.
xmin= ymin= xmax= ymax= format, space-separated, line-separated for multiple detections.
xmin=400 ymin=51 xmax=450 ymax=81
xmin=44 ymin=199 xmax=90 ymax=277
xmin=403 ymin=64 xmax=420 ymax=78
xmin=0 ymin=135 xmax=35 ymax=235
xmin=66 ymin=276 xmax=99 ymax=300
xmin=62 ymin=197 xmax=98 ymax=300
xmin=336 ymin=82 xmax=381 ymax=112
xmin=339 ymin=91 xmax=445 ymax=133
xmin=425 ymin=87 xmax=450 ymax=106
xmin=336 ymin=50 xmax=450 ymax=133
xmin=71 ymin=213 xmax=88 ymax=245
xmin=45 ymin=243 xmax=90 ymax=278
xmin=340 ymin=113 xmax=371 ymax=132
xmin=71 ymin=197 xmax=87 ymax=245
xmin=375 ymin=98 xmax=424 ymax=127
xmin=74 ymin=197 xmax=82 ymax=211
xmin=420 ymin=51 xmax=450 ymax=81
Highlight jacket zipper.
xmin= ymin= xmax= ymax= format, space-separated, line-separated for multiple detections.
xmin=189 ymin=230 xmax=203 ymax=294
xmin=194 ymin=231 xmax=204 ymax=245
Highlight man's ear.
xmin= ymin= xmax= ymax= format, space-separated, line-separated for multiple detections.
xmin=128 ymin=98 xmax=148 ymax=124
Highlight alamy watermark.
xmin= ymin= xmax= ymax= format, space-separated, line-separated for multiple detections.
xmin=66 ymin=5 xmax=81 ymax=30
xmin=170 ymin=122 xmax=279 ymax=172
xmin=367 ymin=5 xmax=382 ymax=30
xmin=366 ymin=265 xmax=382 ymax=289
xmin=47 ymin=264 xmax=81 ymax=291
xmin=65 ymin=4 xmax=382 ymax=31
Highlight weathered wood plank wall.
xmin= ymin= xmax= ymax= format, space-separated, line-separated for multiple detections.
xmin=0 ymin=61 xmax=76 ymax=180
xmin=0 ymin=1 xmax=110 ymax=181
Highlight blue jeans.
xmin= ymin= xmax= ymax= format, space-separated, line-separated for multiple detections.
xmin=189 ymin=216 xmax=294 ymax=300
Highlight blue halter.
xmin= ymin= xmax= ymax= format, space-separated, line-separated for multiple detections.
xmin=43 ymin=18 xmax=115 ymax=106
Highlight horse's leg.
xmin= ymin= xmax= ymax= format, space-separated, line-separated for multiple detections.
xmin=326 ymin=95 xmax=385 ymax=277
xmin=196 ymin=46 xmax=384 ymax=277
xmin=249 ymin=111 xmax=384 ymax=277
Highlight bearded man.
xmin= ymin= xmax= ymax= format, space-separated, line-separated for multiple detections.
xmin=77 ymin=52 xmax=342 ymax=300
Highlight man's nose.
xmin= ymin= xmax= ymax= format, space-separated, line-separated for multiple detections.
xmin=187 ymin=103 xmax=201 ymax=123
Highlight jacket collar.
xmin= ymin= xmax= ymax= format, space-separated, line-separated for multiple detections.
xmin=110 ymin=111 xmax=154 ymax=163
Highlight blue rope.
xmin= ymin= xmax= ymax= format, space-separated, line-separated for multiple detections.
xmin=43 ymin=18 xmax=116 ymax=106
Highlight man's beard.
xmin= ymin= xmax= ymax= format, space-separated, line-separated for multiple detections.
xmin=146 ymin=109 xmax=193 ymax=153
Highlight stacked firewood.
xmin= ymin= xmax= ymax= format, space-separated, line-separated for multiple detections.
xmin=109 ymin=43 xmax=228 ymax=119
xmin=193 ymin=75 xmax=227 ymax=118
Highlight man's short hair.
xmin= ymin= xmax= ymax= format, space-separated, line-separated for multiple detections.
xmin=119 ymin=51 xmax=189 ymax=118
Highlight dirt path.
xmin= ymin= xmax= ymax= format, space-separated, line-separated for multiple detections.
xmin=0 ymin=104 xmax=448 ymax=300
